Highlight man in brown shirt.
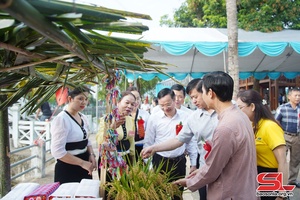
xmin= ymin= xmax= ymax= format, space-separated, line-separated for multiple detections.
xmin=174 ymin=71 xmax=257 ymax=200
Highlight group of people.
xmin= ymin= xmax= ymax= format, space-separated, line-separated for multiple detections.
xmin=49 ymin=71 xmax=300 ymax=200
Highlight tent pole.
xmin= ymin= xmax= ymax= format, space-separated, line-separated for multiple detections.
xmin=95 ymin=84 xmax=98 ymax=133
xmin=272 ymin=50 xmax=294 ymax=71
xmin=134 ymin=72 xmax=137 ymax=87
xmin=189 ymin=48 xmax=197 ymax=74
xmin=223 ymin=50 xmax=227 ymax=72
xmin=254 ymin=54 xmax=266 ymax=71
xmin=124 ymin=76 xmax=127 ymax=90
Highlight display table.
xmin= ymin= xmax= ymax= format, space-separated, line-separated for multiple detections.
xmin=1 ymin=179 xmax=101 ymax=200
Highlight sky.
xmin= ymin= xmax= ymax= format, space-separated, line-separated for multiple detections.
xmin=64 ymin=0 xmax=185 ymax=28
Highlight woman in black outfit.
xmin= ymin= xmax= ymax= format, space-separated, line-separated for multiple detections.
xmin=51 ymin=87 xmax=97 ymax=184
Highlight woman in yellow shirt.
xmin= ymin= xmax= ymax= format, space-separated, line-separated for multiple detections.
xmin=237 ymin=89 xmax=287 ymax=200
xmin=96 ymin=91 xmax=136 ymax=180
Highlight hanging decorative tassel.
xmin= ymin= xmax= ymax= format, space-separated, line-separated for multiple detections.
xmin=100 ymin=69 xmax=127 ymax=194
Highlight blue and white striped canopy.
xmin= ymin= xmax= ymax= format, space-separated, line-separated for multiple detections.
xmin=124 ymin=28 xmax=300 ymax=81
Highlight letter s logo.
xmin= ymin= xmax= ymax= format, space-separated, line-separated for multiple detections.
xmin=257 ymin=172 xmax=295 ymax=192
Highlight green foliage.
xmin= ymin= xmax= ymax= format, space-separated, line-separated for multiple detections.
xmin=173 ymin=2 xmax=197 ymax=27
xmin=160 ymin=1 xmax=200 ymax=27
xmin=238 ymin=0 xmax=300 ymax=32
xmin=136 ymin=77 xmax=160 ymax=98
xmin=106 ymin=159 xmax=182 ymax=200
xmin=160 ymin=0 xmax=300 ymax=32
xmin=159 ymin=14 xmax=175 ymax=27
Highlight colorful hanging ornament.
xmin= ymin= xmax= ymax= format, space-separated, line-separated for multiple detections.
xmin=100 ymin=69 xmax=127 ymax=181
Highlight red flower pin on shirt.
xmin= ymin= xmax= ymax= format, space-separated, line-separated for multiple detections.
xmin=137 ymin=116 xmax=145 ymax=138
xmin=176 ymin=121 xmax=183 ymax=135
xmin=201 ymin=137 xmax=212 ymax=160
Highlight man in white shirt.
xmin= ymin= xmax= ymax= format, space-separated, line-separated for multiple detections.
xmin=143 ymin=88 xmax=197 ymax=200
xmin=140 ymin=98 xmax=150 ymax=113
xmin=171 ymin=84 xmax=193 ymax=114
xmin=150 ymin=97 xmax=158 ymax=114
xmin=151 ymin=84 xmax=193 ymax=115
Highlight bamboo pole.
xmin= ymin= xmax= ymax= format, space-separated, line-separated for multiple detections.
xmin=99 ymin=90 xmax=114 ymax=199
xmin=99 ymin=126 xmax=108 ymax=199
xmin=99 ymin=114 xmax=110 ymax=198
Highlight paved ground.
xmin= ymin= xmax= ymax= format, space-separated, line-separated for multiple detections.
xmin=19 ymin=133 xmax=300 ymax=200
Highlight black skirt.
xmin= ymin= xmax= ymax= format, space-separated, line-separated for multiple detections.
xmin=54 ymin=151 xmax=92 ymax=184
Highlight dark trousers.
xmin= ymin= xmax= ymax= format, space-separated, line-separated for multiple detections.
xmin=199 ymin=185 xmax=207 ymax=200
xmin=152 ymin=153 xmax=186 ymax=200
xmin=196 ymin=153 xmax=200 ymax=169
xmin=135 ymin=145 xmax=143 ymax=162
xmin=196 ymin=153 xmax=207 ymax=200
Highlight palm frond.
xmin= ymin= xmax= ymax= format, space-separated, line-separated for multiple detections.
xmin=0 ymin=0 xmax=170 ymax=112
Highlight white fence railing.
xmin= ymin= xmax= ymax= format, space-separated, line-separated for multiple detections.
xmin=18 ymin=121 xmax=51 ymax=149
xmin=10 ymin=139 xmax=53 ymax=181
xmin=9 ymin=104 xmax=51 ymax=149
xmin=7 ymin=103 xmax=96 ymax=183
xmin=9 ymin=104 xmax=94 ymax=149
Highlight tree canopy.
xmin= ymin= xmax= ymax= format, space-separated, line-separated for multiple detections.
xmin=160 ymin=0 xmax=300 ymax=32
